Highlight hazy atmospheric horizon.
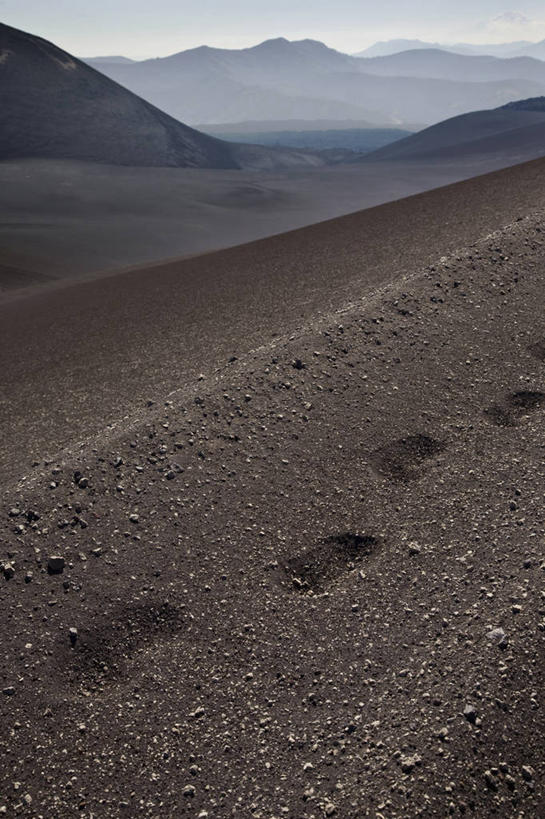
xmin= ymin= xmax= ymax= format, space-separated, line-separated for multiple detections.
xmin=2 ymin=1 xmax=545 ymax=58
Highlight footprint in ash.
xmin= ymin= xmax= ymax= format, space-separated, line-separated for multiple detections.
xmin=61 ymin=602 xmax=185 ymax=694
xmin=283 ymin=532 xmax=379 ymax=594
xmin=369 ymin=434 xmax=447 ymax=482
xmin=483 ymin=391 xmax=545 ymax=427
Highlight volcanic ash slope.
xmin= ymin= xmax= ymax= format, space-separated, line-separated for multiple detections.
xmin=1 ymin=214 xmax=544 ymax=816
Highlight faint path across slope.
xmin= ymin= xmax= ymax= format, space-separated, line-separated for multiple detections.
xmin=1 ymin=156 xmax=545 ymax=484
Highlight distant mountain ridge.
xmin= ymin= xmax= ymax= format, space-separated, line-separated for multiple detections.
xmin=87 ymin=37 xmax=545 ymax=127
xmin=358 ymin=49 xmax=545 ymax=84
xmin=0 ymin=23 xmax=336 ymax=170
xmin=356 ymin=38 xmax=545 ymax=60
xmin=86 ymin=39 xmax=371 ymax=125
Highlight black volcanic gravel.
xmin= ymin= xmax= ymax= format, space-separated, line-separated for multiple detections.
xmin=0 ymin=210 xmax=544 ymax=816
xmin=3 ymin=156 xmax=545 ymax=486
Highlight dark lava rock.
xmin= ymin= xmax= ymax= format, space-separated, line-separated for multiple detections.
xmin=47 ymin=555 xmax=65 ymax=574
xmin=463 ymin=704 xmax=477 ymax=724
xmin=2 ymin=563 xmax=15 ymax=580
xmin=522 ymin=766 xmax=535 ymax=782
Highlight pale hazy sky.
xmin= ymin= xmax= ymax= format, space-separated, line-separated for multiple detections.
xmin=2 ymin=1 xmax=545 ymax=58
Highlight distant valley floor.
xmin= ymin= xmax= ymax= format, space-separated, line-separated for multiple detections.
xmin=1 ymin=148 xmax=542 ymax=299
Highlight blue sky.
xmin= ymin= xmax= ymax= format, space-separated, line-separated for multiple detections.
xmin=2 ymin=1 xmax=545 ymax=57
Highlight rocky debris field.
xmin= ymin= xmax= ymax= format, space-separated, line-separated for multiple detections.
xmin=0 ymin=214 xmax=544 ymax=817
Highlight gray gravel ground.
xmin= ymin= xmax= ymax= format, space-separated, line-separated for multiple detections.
xmin=1 ymin=192 xmax=544 ymax=815
xmin=3 ymin=156 xmax=545 ymax=486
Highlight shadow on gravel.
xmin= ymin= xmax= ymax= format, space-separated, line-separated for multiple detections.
xmin=283 ymin=533 xmax=379 ymax=594
xmin=370 ymin=434 xmax=447 ymax=481
xmin=484 ymin=391 xmax=545 ymax=427
xmin=63 ymin=602 xmax=185 ymax=693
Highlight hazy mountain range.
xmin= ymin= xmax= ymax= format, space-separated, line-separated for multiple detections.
xmin=358 ymin=49 xmax=545 ymax=83
xmin=3 ymin=21 xmax=545 ymax=290
xmin=0 ymin=23 xmax=339 ymax=170
xmin=356 ymin=38 xmax=545 ymax=60
xmin=85 ymin=38 xmax=545 ymax=127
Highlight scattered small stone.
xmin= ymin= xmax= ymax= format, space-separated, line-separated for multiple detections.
xmin=3 ymin=563 xmax=15 ymax=580
xmin=486 ymin=627 xmax=508 ymax=648
xmin=2 ymin=687 xmax=15 ymax=696
xmin=484 ymin=770 xmax=497 ymax=790
xmin=463 ymin=704 xmax=477 ymax=724
xmin=47 ymin=555 xmax=65 ymax=574
xmin=408 ymin=541 xmax=421 ymax=555
xmin=292 ymin=359 xmax=306 ymax=370
xmin=521 ymin=765 xmax=534 ymax=782
xmin=129 ymin=514 xmax=139 ymax=524
xmin=324 ymin=803 xmax=337 ymax=816
xmin=182 ymin=785 xmax=195 ymax=797
xmin=400 ymin=753 xmax=421 ymax=773
xmin=69 ymin=628 xmax=78 ymax=645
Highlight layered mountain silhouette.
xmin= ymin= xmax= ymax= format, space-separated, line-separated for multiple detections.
xmin=0 ymin=23 xmax=331 ymax=169
xmin=364 ymin=97 xmax=545 ymax=164
xmin=359 ymin=49 xmax=545 ymax=83
xmin=88 ymin=38 xmax=545 ymax=126
xmin=86 ymin=39 xmax=371 ymax=125
xmin=357 ymin=38 xmax=545 ymax=60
